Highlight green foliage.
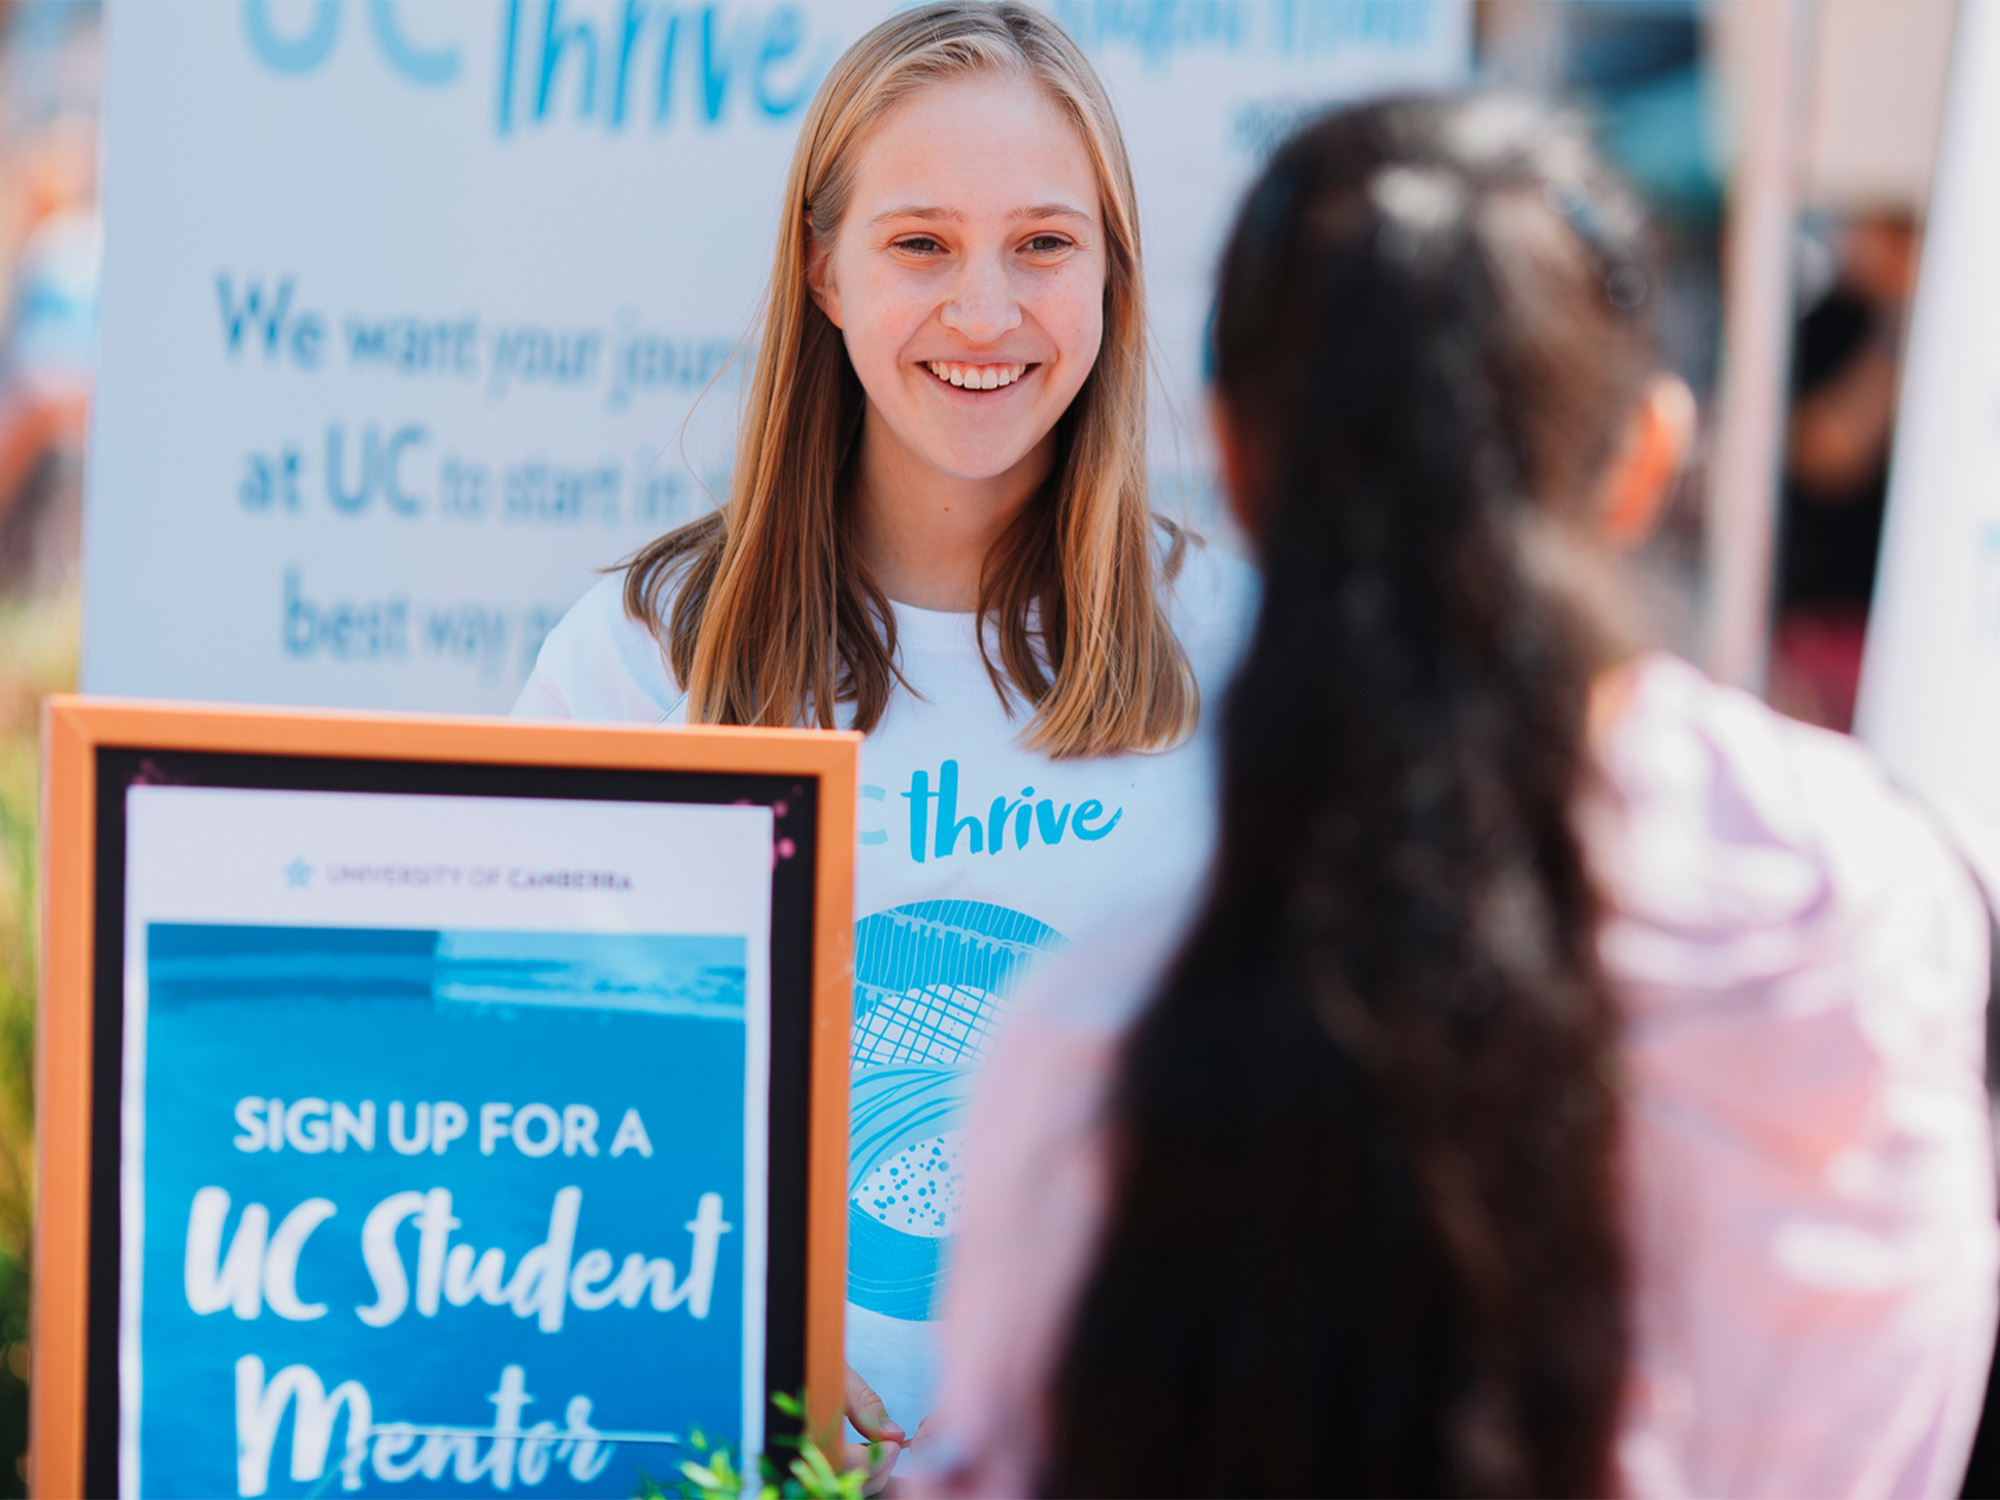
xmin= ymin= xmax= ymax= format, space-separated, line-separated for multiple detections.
xmin=635 ymin=1393 xmax=874 ymax=1500
xmin=0 ymin=589 xmax=77 ymax=1497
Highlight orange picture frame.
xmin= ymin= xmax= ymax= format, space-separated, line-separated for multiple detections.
xmin=34 ymin=696 xmax=857 ymax=1498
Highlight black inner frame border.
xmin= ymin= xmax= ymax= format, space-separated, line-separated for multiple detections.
xmin=84 ymin=746 xmax=821 ymax=1499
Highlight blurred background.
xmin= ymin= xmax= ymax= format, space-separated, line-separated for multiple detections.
xmin=0 ymin=0 xmax=97 ymax=1488
xmin=0 ymin=0 xmax=1964 ymax=1491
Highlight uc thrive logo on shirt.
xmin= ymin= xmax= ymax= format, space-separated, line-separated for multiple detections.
xmin=893 ymin=759 xmax=1122 ymax=862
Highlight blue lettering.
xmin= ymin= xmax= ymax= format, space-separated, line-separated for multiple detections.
xmin=754 ymin=7 xmax=810 ymax=117
xmin=537 ymin=0 xmax=600 ymax=120
xmin=216 ymin=274 xmax=293 ymax=359
xmin=1073 ymin=799 xmax=1122 ymax=841
xmin=326 ymin=425 xmax=374 ymax=513
xmin=1034 ymin=798 xmax=1071 ymax=845
xmin=422 ymin=605 xmax=510 ymax=671
xmin=292 ymin=315 xmax=324 ymax=368
xmin=216 ymin=275 xmax=322 ymax=365
xmin=652 ymin=7 xmax=684 ymax=122
xmin=347 ymin=320 xmax=388 ymax=362
xmin=242 ymin=0 xmax=340 ymax=74
xmin=240 ymin=447 xmax=304 ymax=513
xmin=859 ymin=784 xmax=888 ymax=847
xmin=497 ymin=0 xmax=522 ymax=132
xmin=325 ymin=424 xmax=428 ymax=515
xmin=611 ymin=0 xmax=652 ymax=125
xmin=987 ymin=793 xmax=1026 ymax=855
xmin=284 ymin=570 xmax=410 ymax=660
xmin=901 ymin=770 xmax=932 ymax=864
xmin=249 ymin=0 xmax=828 ymax=136
xmin=1051 ymin=0 xmax=1432 ymax=63
xmin=367 ymin=0 xmax=460 ymax=85
xmin=382 ymin=426 xmax=428 ymax=515
xmin=344 ymin=316 xmax=478 ymax=375
xmin=891 ymin=768 xmax=1123 ymax=860
xmin=698 ymin=7 xmax=732 ymax=122
xmin=933 ymin=760 xmax=982 ymax=858
xmin=492 ymin=1 xmax=823 ymax=136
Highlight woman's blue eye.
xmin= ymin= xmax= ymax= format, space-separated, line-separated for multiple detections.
xmin=1024 ymin=234 xmax=1071 ymax=254
xmin=896 ymin=236 xmax=944 ymax=255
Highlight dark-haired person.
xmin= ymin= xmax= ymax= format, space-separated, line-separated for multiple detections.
xmin=926 ymin=95 xmax=1996 ymax=1498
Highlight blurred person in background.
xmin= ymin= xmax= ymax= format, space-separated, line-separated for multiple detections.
xmin=929 ymin=94 xmax=1995 ymax=1498
xmin=0 ymin=109 xmax=96 ymax=595
xmin=0 ymin=0 xmax=100 ymax=599
xmin=1767 ymin=216 xmax=1918 ymax=732
xmin=0 ymin=6 xmax=101 ymax=1488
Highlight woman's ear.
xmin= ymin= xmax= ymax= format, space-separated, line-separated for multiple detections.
xmin=1599 ymin=374 xmax=1696 ymax=549
xmin=1211 ymin=395 xmax=1265 ymax=542
xmin=804 ymin=218 xmax=843 ymax=329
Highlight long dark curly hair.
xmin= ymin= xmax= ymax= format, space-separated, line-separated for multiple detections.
xmin=1040 ymin=95 xmax=1661 ymax=1498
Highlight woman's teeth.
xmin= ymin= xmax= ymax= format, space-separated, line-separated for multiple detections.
xmin=925 ymin=361 xmax=1027 ymax=390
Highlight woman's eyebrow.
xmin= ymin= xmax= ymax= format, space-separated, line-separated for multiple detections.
xmin=872 ymin=205 xmax=960 ymax=225
xmin=869 ymin=203 xmax=1095 ymax=225
xmin=1013 ymin=204 xmax=1094 ymax=223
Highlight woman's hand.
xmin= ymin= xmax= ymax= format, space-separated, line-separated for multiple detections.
xmin=840 ymin=1365 xmax=905 ymax=1495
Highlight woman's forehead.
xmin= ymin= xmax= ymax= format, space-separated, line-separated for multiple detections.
xmin=848 ymin=73 xmax=1101 ymax=225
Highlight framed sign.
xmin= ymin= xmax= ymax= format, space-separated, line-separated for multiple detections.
xmin=34 ymin=699 xmax=857 ymax=1499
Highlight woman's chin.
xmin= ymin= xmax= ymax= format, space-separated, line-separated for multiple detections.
xmin=863 ymin=398 xmax=1064 ymax=490
xmin=904 ymin=432 xmax=1057 ymax=487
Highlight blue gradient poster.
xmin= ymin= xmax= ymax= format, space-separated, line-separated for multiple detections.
xmin=120 ymin=787 xmax=776 ymax=1498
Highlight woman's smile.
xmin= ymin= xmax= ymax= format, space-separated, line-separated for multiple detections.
xmin=922 ymin=360 xmax=1035 ymax=391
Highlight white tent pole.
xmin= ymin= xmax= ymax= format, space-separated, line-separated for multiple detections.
xmin=1705 ymin=0 xmax=1807 ymax=691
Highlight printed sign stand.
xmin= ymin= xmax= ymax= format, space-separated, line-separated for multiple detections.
xmin=34 ymin=699 xmax=856 ymax=1498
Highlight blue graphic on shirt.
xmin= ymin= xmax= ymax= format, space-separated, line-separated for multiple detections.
xmin=847 ymin=901 xmax=1067 ymax=1321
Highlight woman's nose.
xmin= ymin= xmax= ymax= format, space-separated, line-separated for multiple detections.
xmin=940 ymin=252 xmax=1023 ymax=345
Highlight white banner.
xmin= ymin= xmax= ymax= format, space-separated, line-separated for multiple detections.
xmin=84 ymin=0 xmax=1467 ymax=711
xmin=1854 ymin=0 xmax=2000 ymax=884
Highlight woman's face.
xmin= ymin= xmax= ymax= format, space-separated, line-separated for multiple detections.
xmin=809 ymin=72 xmax=1108 ymax=486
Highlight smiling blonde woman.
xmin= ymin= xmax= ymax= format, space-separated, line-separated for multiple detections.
xmin=514 ymin=1 xmax=1258 ymax=1479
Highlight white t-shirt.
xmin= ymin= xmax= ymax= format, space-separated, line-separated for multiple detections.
xmin=512 ymin=539 xmax=1260 ymax=1432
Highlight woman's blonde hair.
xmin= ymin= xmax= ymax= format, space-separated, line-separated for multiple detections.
xmin=623 ymin=0 xmax=1196 ymax=758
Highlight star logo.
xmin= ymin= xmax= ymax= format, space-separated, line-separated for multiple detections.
xmin=284 ymin=858 xmax=313 ymax=889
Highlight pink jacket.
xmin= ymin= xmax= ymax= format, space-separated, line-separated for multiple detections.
xmin=927 ymin=655 xmax=1998 ymax=1498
